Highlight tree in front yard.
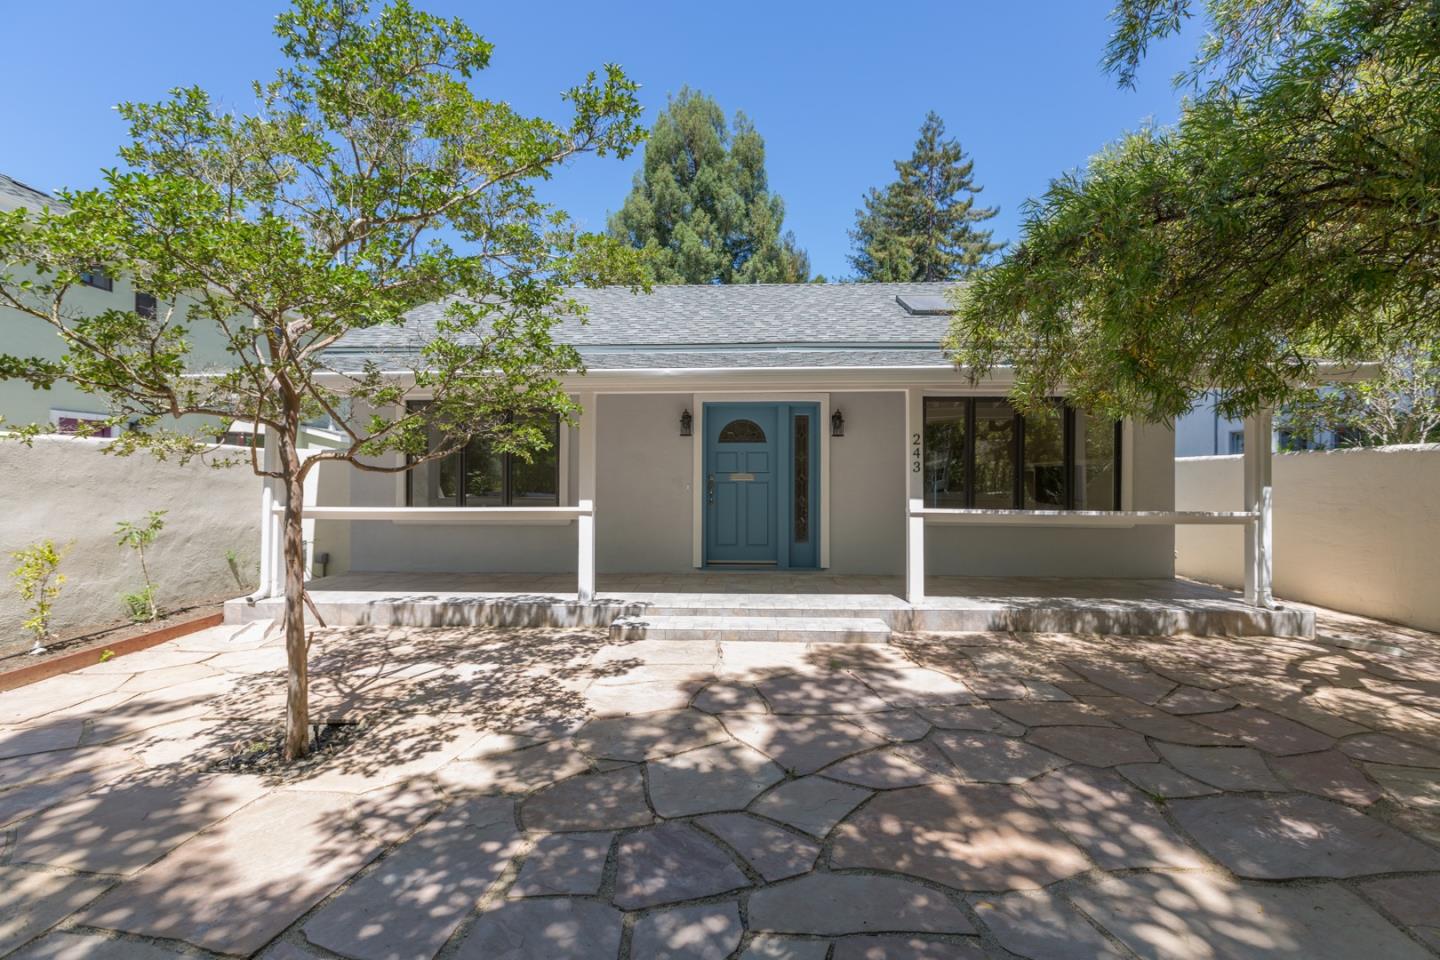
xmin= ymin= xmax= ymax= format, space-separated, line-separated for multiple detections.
xmin=948 ymin=0 xmax=1440 ymax=421
xmin=1284 ymin=341 xmax=1440 ymax=447
xmin=849 ymin=112 xmax=1001 ymax=282
xmin=0 ymin=0 xmax=648 ymax=760
xmin=608 ymin=87 xmax=811 ymax=284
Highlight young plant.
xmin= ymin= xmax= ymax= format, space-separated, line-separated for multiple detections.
xmin=9 ymin=540 xmax=67 ymax=654
xmin=115 ymin=510 xmax=166 ymax=622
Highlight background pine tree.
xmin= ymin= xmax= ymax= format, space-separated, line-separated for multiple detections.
xmin=849 ymin=112 xmax=1001 ymax=281
xmin=609 ymin=87 xmax=810 ymax=284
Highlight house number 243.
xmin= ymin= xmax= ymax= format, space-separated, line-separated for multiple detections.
xmin=911 ymin=433 xmax=922 ymax=473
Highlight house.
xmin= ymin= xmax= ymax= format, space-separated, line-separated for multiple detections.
xmin=1176 ymin=390 xmax=1343 ymax=457
xmin=234 ymin=283 xmax=1319 ymax=638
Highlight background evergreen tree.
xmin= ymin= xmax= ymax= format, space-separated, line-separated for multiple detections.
xmin=609 ymin=87 xmax=810 ymax=283
xmin=849 ymin=112 xmax=1001 ymax=281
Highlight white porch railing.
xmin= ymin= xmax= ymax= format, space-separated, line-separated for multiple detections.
xmin=905 ymin=498 xmax=1274 ymax=608
xmin=261 ymin=500 xmax=597 ymax=601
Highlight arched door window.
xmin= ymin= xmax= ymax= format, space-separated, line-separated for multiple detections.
xmin=718 ymin=419 xmax=766 ymax=443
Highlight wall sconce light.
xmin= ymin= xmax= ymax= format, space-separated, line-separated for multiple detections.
xmin=679 ymin=409 xmax=693 ymax=437
xmin=831 ymin=408 xmax=845 ymax=437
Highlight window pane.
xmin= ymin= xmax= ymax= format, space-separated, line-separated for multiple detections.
xmin=973 ymin=399 xmax=1016 ymax=508
xmin=464 ymin=437 xmax=506 ymax=506
xmin=508 ymin=418 xmax=559 ymax=506
xmin=1023 ymin=402 xmax=1066 ymax=509
xmin=793 ymin=414 xmax=810 ymax=543
xmin=923 ymin=399 xmax=967 ymax=508
xmin=719 ymin=419 xmax=766 ymax=443
xmin=1073 ymin=412 xmax=1118 ymax=510
xmin=408 ymin=449 xmax=461 ymax=506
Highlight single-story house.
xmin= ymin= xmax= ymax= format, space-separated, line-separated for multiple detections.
xmin=236 ymin=283 xmax=1313 ymax=637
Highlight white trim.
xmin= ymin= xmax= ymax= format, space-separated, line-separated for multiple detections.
xmin=48 ymin=407 xmax=111 ymax=421
xmin=275 ymin=504 xmax=582 ymax=524
xmin=690 ymin=392 xmax=832 ymax=570
xmin=914 ymin=507 xmax=1258 ymax=527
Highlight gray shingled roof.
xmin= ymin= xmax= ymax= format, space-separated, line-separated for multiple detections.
xmin=326 ymin=282 xmax=961 ymax=371
xmin=0 ymin=173 xmax=64 ymax=215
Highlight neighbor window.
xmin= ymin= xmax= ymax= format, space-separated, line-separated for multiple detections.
xmin=405 ymin=402 xmax=560 ymax=507
xmin=80 ymin=268 xmax=113 ymax=292
xmin=1228 ymin=431 xmax=1245 ymax=455
xmin=134 ymin=291 xmax=157 ymax=319
xmin=923 ymin=397 xmax=1121 ymax=510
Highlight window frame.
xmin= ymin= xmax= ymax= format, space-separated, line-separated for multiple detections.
xmin=923 ymin=396 xmax=1122 ymax=511
xmin=134 ymin=290 xmax=158 ymax=319
xmin=404 ymin=404 xmax=562 ymax=508
xmin=79 ymin=268 xmax=113 ymax=292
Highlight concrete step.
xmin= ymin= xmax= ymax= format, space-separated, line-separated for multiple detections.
xmin=609 ymin=614 xmax=892 ymax=644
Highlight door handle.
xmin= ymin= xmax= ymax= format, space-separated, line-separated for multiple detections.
xmin=707 ymin=473 xmax=716 ymax=505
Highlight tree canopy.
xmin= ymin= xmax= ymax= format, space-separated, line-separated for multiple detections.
xmin=948 ymin=0 xmax=1440 ymax=422
xmin=849 ymin=112 xmax=1000 ymax=281
xmin=608 ymin=87 xmax=810 ymax=284
xmin=0 ymin=0 xmax=648 ymax=758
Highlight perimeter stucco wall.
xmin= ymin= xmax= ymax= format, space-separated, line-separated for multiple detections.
xmin=0 ymin=437 xmax=260 ymax=641
xmin=338 ymin=392 xmax=1175 ymax=579
xmin=1176 ymin=445 xmax=1440 ymax=631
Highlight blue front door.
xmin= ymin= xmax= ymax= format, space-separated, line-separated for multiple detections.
xmin=704 ymin=403 xmax=820 ymax=567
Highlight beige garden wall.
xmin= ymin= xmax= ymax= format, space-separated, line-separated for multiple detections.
xmin=0 ymin=436 xmax=260 ymax=645
xmin=1175 ymin=445 xmax=1440 ymax=631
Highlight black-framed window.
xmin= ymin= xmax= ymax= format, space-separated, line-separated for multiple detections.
xmin=134 ymin=291 xmax=157 ymax=319
xmin=923 ymin=397 xmax=1121 ymax=510
xmin=80 ymin=268 xmax=113 ymax=292
xmin=405 ymin=403 xmax=560 ymax=507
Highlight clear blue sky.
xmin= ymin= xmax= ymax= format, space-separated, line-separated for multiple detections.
xmin=1 ymin=1 xmax=1200 ymax=280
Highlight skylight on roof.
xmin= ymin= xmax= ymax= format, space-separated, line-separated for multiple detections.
xmin=895 ymin=294 xmax=952 ymax=315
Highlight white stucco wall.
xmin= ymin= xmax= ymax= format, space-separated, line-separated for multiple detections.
xmin=0 ymin=437 xmax=260 ymax=643
xmin=335 ymin=392 xmax=1176 ymax=580
xmin=1175 ymin=445 xmax=1440 ymax=631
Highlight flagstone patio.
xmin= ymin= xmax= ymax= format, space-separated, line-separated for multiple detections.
xmin=1 ymin=614 xmax=1439 ymax=959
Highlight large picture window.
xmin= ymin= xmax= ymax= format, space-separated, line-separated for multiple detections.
xmin=923 ymin=397 xmax=1120 ymax=510
xmin=406 ymin=404 xmax=560 ymax=507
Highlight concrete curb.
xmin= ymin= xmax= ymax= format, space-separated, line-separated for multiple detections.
xmin=0 ymin=611 xmax=224 ymax=692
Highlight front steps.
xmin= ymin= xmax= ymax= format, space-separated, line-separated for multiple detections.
xmin=609 ymin=614 xmax=892 ymax=644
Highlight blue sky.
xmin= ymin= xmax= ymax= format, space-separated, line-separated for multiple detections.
xmin=1 ymin=1 xmax=1201 ymax=280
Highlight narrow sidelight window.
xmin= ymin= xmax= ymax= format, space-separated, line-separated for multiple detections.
xmin=793 ymin=414 xmax=810 ymax=543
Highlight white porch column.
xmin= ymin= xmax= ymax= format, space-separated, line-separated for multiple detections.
xmin=1242 ymin=406 xmax=1275 ymax=608
xmin=254 ymin=428 xmax=274 ymax=600
xmin=577 ymin=391 xmax=598 ymax=601
xmin=264 ymin=427 xmax=286 ymax=598
xmin=904 ymin=388 xmax=925 ymax=603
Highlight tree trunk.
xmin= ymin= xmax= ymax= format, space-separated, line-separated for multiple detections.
xmin=281 ymin=470 xmax=310 ymax=761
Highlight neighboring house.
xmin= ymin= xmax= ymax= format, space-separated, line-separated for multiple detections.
xmin=302 ymin=284 xmax=1180 ymax=582
xmin=1176 ymin=390 xmax=1341 ymax=457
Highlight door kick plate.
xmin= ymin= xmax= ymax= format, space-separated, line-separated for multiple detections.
xmin=729 ymin=473 xmax=755 ymax=481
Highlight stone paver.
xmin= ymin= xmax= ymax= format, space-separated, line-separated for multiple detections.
xmin=1195 ymin=707 xmax=1334 ymax=755
xmin=0 ymin=866 xmax=113 ymax=956
xmin=80 ymin=789 xmax=385 ymax=956
xmin=1024 ymin=726 xmax=1157 ymax=767
xmin=748 ymin=873 xmax=974 ymax=936
xmin=302 ymin=797 xmax=520 ymax=960
xmin=749 ymin=776 xmax=871 ymax=837
xmin=648 ymin=740 xmax=785 ymax=817
xmin=930 ymin=731 xmax=1065 ymax=783
xmin=631 ymin=901 xmax=743 ymax=960
xmin=1022 ymin=767 xmax=1204 ymax=870
xmin=723 ymin=714 xmax=884 ymax=775
xmin=695 ymin=813 xmax=820 ymax=882
xmin=1115 ymin=762 xmax=1220 ymax=798
xmin=830 ymin=936 xmax=989 ymax=959
xmin=613 ymin=822 xmax=750 ymax=908
xmin=1359 ymin=875 xmax=1440 ymax=951
xmin=456 ymin=898 xmax=622 ymax=960
xmin=521 ymin=765 xmax=654 ymax=831
xmin=3 ymin=618 xmax=1440 ymax=960
xmin=972 ymin=890 xmax=1124 ymax=960
xmin=1171 ymin=792 xmax=1440 ymax=879
xmin=1154 ymin=743 xmax=1288 ymax=791
xmin=509 ymin=831 xmax=612 ymax=897
xmin=832 ymin=783 xmax=1089 ymax=890
xmin=1071 ymin=872 xmax=1433 ymax=960
xmin=1270 ymin=750 xmax=1382 ymax=805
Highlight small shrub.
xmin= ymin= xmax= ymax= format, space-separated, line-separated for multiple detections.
xmin=99 ymin=649 xmax=116 ymax=663
xmin=9 ymin=540 xmax=67 ymax=654
xmin=116 ymin=510 xmax=166 ymax=621
xmin=121 ymin=586 xmax=157 ymax=623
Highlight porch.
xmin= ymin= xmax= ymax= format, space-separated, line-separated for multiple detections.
xmin=224 ymin=570 xmax=1315 ymax=638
